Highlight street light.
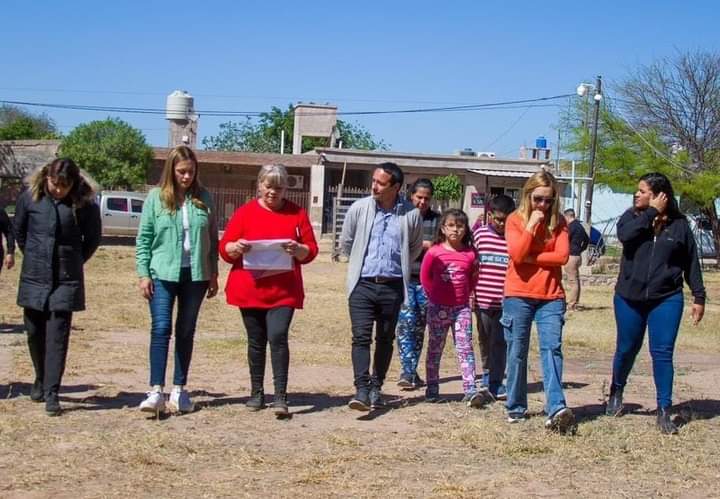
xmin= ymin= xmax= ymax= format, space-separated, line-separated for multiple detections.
xmin=577 ymin=76 xmax=602 ymax=226
xmin=576 ymin=83 xmax=592 ymax=97
xmin=576 ymin=82 xmax=603 ymax=100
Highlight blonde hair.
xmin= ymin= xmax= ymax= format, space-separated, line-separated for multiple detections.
xmin=257 ymin=164 xmax=289 ymax=190
xmin=159 ymin=145 xmax=207 ymax=212
xmin=516 ymin=170 xmax=563 ymax=235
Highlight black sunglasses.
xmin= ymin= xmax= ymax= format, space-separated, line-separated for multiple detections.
xmin=532 ymin=195 xmax=555 ymax=205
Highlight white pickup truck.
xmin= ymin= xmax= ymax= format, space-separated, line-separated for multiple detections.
xmin=99 ymin=191 xmax=147 ymax=236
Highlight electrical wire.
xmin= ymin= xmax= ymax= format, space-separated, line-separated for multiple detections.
xmin=0 ymin=94 xmax=573 ymax=118
xmin=0 ymin=86 xmax=569 ymax=106
xmin=603 ymin=94 xmax=695 ymax=174
xmin=482 ymin=106 xmax=533 ymax=150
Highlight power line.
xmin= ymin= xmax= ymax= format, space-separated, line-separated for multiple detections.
xmin=0 ymin=86 xmax=565 ymax=106
xmin=0 ymin=94 xmax=572 ymax=119
xmin=482 ymin=106 xmax=533 ymax=150
xmin=603 ymin=94 xmax=695 ymax=174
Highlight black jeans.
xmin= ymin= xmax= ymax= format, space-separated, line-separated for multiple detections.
xmin=474 ymin=307 xmax=507 ymax=391
xmin=24 ymin=308 xmax=73 ymax=397
xmin=240 ymin=307 xmax=295 ymax=394
xmin=349 ymin=279 xmax=404 ymax=390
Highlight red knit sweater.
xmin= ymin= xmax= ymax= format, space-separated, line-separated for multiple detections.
xmin=219 ymin=199 xmax=318 ymax=309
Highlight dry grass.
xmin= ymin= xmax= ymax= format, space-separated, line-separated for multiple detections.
xmin=0 ymin=242 xmax=719 ymax=498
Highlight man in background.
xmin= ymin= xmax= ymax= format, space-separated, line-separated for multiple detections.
xmin=563 ymin=209 xmax=589 ymax=311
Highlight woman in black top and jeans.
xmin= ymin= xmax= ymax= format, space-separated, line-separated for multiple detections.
xmin=607 ymin=172 xmax=705 ymax=434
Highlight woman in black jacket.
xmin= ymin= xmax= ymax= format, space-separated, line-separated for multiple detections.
xmin=606 ymin=172 xmax=705 ymax=434
xmin=14 ymin=158 xmax=101 ymax=416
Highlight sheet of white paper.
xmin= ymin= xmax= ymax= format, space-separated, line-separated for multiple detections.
xmin=242 ymin=239 xmax=293 ymax=270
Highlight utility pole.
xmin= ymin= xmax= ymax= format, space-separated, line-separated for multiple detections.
xmin=555 ymin=128 xmax=561 ymax=172
xmin=584 ymin=75 xmax=602 ymax=225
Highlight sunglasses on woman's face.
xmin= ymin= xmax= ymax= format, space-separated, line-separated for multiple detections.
xmin=532 ymin=195 xmax=555 ymax=205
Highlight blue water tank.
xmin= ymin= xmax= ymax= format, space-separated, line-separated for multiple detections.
xmin=536 ymin=136 xmax=547 ymax=149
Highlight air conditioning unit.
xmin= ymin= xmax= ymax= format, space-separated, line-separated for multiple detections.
xmin=287 ymin=174 xmax=304 ymax=189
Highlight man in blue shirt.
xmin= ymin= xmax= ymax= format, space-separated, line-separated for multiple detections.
xmin=340 ymin=163 xmax=423 ymax=411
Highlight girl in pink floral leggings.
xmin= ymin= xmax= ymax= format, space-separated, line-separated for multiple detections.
xmin=420 ymin=209 xmax=487 ymax=408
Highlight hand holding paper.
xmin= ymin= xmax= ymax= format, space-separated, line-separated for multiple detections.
xmin=243 ymin=239 xmax=293 ymax=270
xmin=226 ymin=239 xmax=251 ymax=259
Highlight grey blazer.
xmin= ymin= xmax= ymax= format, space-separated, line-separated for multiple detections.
xmin=340 ymin=196 xmax=423 ymax=304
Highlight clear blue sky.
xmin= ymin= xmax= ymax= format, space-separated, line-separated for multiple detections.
xmin=1 ymin=0 xmax=718 ymax=158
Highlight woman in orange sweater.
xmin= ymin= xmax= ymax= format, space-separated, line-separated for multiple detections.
xmin=502 ymin=170 xmax=575 ymax=434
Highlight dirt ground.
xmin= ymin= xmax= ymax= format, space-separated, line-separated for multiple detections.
xmin=1 ymin=242 xmax=719 ymax=498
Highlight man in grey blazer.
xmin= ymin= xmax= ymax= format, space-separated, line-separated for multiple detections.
xmin=340 ymin=162 xmax=423 ymax=411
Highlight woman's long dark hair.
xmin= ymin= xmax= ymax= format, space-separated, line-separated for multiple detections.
xmin=638 ymin=172 xmax=683 ymax=219
xmin=434 ymin=208 xmax=474 ymax=248
xmin=28 ymin=158 xmax=96 ymax=206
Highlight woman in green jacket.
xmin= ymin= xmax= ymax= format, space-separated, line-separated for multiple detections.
xmin=135 ymin=145 xmax=218 ymax=415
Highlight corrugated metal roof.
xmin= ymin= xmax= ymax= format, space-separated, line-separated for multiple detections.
xmin=467 ymin=169 xmax=538 ymax=178
xmin=153 ymin=148 xmax=318 ymax=167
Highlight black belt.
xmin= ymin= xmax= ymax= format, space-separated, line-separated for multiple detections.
xmin=361 ymin=276 xmax=403 ymax=284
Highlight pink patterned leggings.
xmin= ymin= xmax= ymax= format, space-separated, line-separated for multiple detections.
xmin=425 ymin=302 xmax=477 ymax=394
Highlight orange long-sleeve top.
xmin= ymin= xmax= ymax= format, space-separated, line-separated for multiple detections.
xmin=504 ymin=212 xmax=569 ymax=300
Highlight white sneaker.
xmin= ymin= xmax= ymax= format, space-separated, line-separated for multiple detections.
xmin=139 ymin=390 xmax=166 ymax=414
xmin=168 ymin=387 xmax=194 ymax=413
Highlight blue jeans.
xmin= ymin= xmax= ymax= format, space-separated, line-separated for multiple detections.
xmin=396 ymin=281 xmax=428 ymax=377
xmin=501 ymin=297 xmax=567 ymax=417
xmin=148 ymin=267 xmax=208 ymax=387
xmin=612 ymin=292 xmax=684 ymax=409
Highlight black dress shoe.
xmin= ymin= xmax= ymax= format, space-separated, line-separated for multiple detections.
xmin=657 ymin=407 xmax=679 ymax=435
xmin=369 ymin=386 xmax=386 ymax=409
xmin=30 ymin=379 xmax=45 ymax=402
xmin=45 ymin=392 xmax=61 ymax=417
xmin=348 ymin=390 xmax=371 ymax=411
xmin=605 ymin=388 xmax=624 ymax=417
xmin=246 ymin=389 xmax=266 ymax=411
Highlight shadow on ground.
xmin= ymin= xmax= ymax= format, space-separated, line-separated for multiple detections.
xmin=0 ymin=323 xmax=24 ymax=334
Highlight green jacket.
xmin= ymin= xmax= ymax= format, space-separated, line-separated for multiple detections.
xmin=136 ymin=187 xmax=219 ymax=282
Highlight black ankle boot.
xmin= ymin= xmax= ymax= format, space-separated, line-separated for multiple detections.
xmin=348 ymin=388 xmax=371 ymax=411
xmin=246 ymin=388 xmax=265 ymax=411
xmin=30 ymin=379 xmax=44 ymax=402
xmin=605 ymin=386 xmax=624 ymax=417
xmin=656 ymin=407 xmax=678 ymax=435
xmin=45 ymin=391 xmax=61 ymax=416
xmin=273 ymin=393 xmax=289 ymax=417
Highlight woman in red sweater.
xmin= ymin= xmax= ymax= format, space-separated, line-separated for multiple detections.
xmin=502 ymin=170 xmax=575 ymax=434
xmin=220 ymin=164 xmax=318 ymax=417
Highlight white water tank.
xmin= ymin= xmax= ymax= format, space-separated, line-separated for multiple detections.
xmin=166 ymin=90 xmax=194 ymax=120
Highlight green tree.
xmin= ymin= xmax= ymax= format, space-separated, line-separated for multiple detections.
xmin=431 ymin=174 xmax=463 ymax=201
xmin=59 ymin=118 xmax=153 ymax=189
xmin=0 ymin=104 xmax=60 ymax=140
xmin=202 ymin=104 xmax=389 ymax=153
xmin=561 ymin=50 xmax=720 ymax=259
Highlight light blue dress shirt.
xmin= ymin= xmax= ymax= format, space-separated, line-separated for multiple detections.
xmin=360 ymin=200 xmax=403 ymax=278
